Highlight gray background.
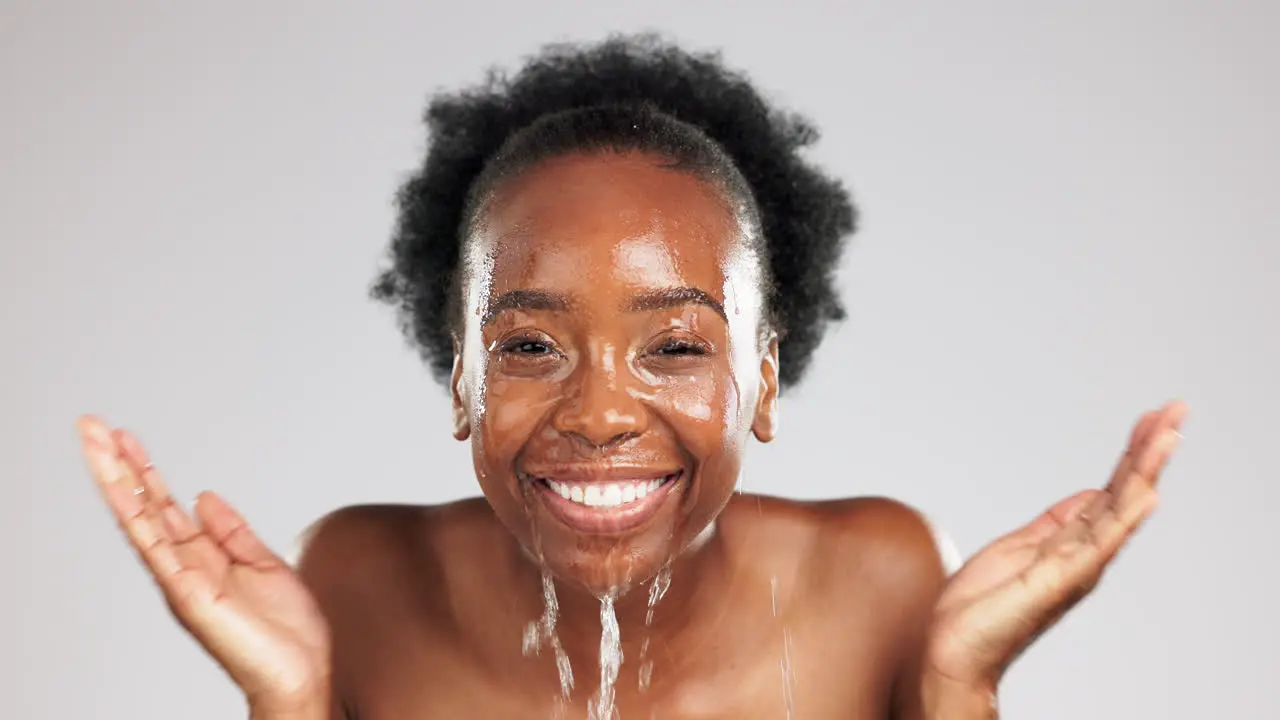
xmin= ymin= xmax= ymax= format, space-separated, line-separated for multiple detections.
xmin=3 ymin=1 xmax=1277 ymax=718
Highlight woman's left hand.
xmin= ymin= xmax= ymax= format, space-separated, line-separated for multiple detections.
xmin=923 ymin=400 xmax=1187 ymax=700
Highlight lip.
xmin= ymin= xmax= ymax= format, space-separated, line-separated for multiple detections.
xmin=520 ymin=466 xmax=684 ymax=535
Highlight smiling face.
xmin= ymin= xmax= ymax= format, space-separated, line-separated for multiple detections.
xmin=452 ymin=151 xmax=778 ymax=596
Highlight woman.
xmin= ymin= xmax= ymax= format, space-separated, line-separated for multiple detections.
xmin=77 ymin=35 xmax=1186 ymax=719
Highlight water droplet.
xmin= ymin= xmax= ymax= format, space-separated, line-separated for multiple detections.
xmin=781 ymin=626 xmax=795 ymax=719
xmin=770 ymin=574 xmax=779 ymax=618
xmin=588 ymin=595 xmax=622 ymax=720
xmin=522 ymin=568 xmax=574 ymax=699
xmin=637 ymin=565 xmax=673 ymax=692
xmin=638 ymin=659 xmax=654 ymax=692
xmin=646 ymin=565 xmax=672 ymax=626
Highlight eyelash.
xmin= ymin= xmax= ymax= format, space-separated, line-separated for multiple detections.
xmin=499 ymin=336 xmax=557 ymax=356
xmin=653 ymin=338 xmax=708 ymax=356
xmin=497 ymin=336 xmax=708 ymax=358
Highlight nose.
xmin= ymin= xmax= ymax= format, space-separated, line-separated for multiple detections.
xmin=550 ymin=346 xmax=647 ymax=450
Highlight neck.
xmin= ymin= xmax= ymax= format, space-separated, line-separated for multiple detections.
xmin=513 ymin=526 xmax=733 ymax=694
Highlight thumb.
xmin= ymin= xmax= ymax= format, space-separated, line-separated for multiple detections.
xmin=195 ymin=492 xmax=283 ymax=568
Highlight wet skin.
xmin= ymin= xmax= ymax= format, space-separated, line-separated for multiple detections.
xmin=297 ymin=153 xmax=952 ymax=718
xmin=77 ymin=148 xmax=1187 ymax=718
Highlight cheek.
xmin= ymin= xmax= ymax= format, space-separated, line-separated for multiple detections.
xmin=475 ymin=376 xmax=557 ymax=465
xmin=652 ymin=373 xmax=746 ymax=517
xmin=639 ymin=370 xmax=746 ymax=459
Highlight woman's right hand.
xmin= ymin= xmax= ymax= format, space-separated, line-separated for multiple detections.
xmin=77 ymin=416 xmax=332 ymax=715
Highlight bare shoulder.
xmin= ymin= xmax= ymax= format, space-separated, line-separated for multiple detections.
xmin=719 ymin=493 xmax=955 ymax=699
xmin=726 ymin=494 xmax=955 ymax=603
xmin=812 ymin=496 xmax=957 ymax=574
xmin=291 ymin=498 xmax=499 ymax=605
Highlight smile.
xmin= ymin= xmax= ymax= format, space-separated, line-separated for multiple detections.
xmin=545 ymin=475 xmax=673 ymax=508
xmin=520 ymin=468 xmax=683 ymax=534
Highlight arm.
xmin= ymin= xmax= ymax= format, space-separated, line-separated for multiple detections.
xmin=812 ymin=497 xmax=982 ymax=720
xmin=872 ymin=504 xmax=991 ymax=720
xmin=288 ymin=508 xmax=381 ymax=720
xmin=247 ymin=687 xmax=343 ymax=720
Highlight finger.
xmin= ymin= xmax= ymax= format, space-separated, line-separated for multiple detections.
xmin=1162 ymin=398 xmax=1190 ymax=433
xmin=1091 ymin=411 xmax=1183 ymax=531
xmin=78 ymin=417 xmax=190 ymax=582
xmin=1024 ymin=401 xmax=1187 ymax=571
xmin=1131 ymin=425 xmax=1182 ymax=489
xmin=1134 ymin=401 xmax=1187 ymax=483
xmin=1025 ymin=419 xmax=1182 ymax=605
xmin=1103 ymin=400 xmax=1187 ymax=496
xmin=113 ymin=428 xmax=232 ymax=580
xmin=1049 ymin=423 xmax=1178 ymax=558
xmin=937 ymin=490 xmax=1102 ymax=612
xmin=1084 ymin=426 xmax=1180 ymax=552
xmin=1000 ymin=490 xmax=1100 ymax=549
xmin=1020 ymin=487 xmax=1160 ymax=615
xmin=113 ymin=428 xmax=202 ymax=542
xmin=195 ymin=492 xmax=283 ymax=569
xmin=1103 ymin=410 xmax=1161 ymax=494
xmin=1128 ymin=410 xmax=1162 ymax=451
xmin=1084 ymin=399 xmax=1186 ymax=543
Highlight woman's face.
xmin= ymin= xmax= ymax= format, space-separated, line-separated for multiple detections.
xmin=453 ymin=152 xmax=778 ymax=595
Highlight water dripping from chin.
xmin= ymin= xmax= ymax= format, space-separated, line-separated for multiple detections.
xmin=589 ymin=592 xmax=623 ymax=720
xmin=519 ymin=482 xmax=575 ymax=701
xmin=637 ymin=563 xmax=673 ymax=692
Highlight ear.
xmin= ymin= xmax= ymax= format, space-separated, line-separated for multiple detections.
xmin=450 ymin=344 xmax=471 ymax=441
xmin=751 ymin=334 xmax=780 ymax=443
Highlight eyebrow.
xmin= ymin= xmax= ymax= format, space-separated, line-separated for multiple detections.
xmin=482 ymin=289 xmax=571 ymax=324
xmin=626 ymin=287 xmax=727 ymax=321
xmin=483 ymin=286 xmax=727 ymax=324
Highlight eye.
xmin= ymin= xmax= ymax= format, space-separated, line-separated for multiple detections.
xmin=501 ymin=338 xmax=555 ymax=355
xmin=654 ymin=339 xmax=708 ymax=356
xmin=494 ymin=332 xmax=565 ymax=377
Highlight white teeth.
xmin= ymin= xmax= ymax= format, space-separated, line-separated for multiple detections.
xmin=544 ymin=476 xmax=673 ymax=509
xmin=603 ymin=485 xmax=623 ymax=506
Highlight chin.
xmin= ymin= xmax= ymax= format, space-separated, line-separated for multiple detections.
xmin=545 ymin=543 xmax=670 ymax=594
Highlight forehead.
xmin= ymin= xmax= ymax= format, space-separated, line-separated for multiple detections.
xmin=471 ymin=153 xmax=745 ymax=297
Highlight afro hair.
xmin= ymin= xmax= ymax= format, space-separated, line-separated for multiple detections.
xmin=371 ymin=33 xmax=857 ymax=390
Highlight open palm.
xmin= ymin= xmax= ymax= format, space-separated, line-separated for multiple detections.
xmin=78 ymin=417 xmax=331 ymax=709
xmin=925 ymin=401 xmax=1187 ymax=689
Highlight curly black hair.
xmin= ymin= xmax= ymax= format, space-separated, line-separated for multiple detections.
xmin=372 ymin=33 xmax=857 ymax=390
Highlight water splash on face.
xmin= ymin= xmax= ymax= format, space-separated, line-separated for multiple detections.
xmin=461 ymin=242 xmax=495 ymax=425
xmin=588 ymin=593 xmax=622 ymax=720
xmin=637 ymin=564 xmax=673 ymax=691
xmin=720 ymin=241 xmax=766 ymax=445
